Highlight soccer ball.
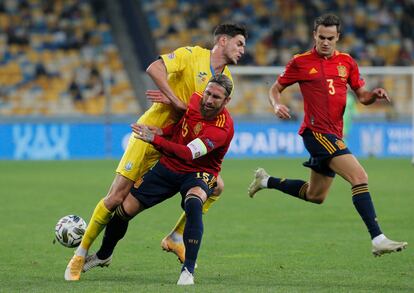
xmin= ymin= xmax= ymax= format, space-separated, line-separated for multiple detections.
xmin=54 ymin=215 xmax=87 ymax=248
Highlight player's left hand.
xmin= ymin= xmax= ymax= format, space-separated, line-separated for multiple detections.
xmin=372 ymin=88 xmax=390 ymax=102
xmin=146 ymin=90 xmax=171 ymax=104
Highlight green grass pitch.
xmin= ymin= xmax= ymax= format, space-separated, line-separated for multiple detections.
xmin=0 ymin=158 xmax=413 ymax=292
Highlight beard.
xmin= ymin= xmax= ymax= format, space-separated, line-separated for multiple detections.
xmin=200 ymin=101 xmax=220 ymax=119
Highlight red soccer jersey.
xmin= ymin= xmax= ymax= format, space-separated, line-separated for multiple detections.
xmin=278 ymin=48 xmax=365 ymax=138
xmin=153 ymin=92 xmax=234 ymax=176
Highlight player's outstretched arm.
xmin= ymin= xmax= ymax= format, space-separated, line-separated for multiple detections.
xmin=146 ymin=59 xmax=187 ymax=112
xmin=269 ymin=81 xmax=291 ymax=119
xmin=355 ymin=87 xmax=391 ymax=105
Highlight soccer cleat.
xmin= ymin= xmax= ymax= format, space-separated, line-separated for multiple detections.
xmin=177 ymin=267 xmax=194 ymax=285
xmin=161 ymin=234 xmax=185 ymax=263
xmin=372 ymin=236 xmax=408 ymax=257
xmin=248 ymin=168 xmax=270 ymax=198
xmin=64 ymin=255 xmax=85 ymax=281
xmin=82 ymin=253 xmax=113 ymax=272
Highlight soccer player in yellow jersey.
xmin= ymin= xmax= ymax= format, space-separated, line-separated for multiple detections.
xmin=64 ymin=23 xmax=247 ymax=281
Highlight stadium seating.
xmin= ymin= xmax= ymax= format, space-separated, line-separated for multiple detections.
xmin=0 ymin=0 xmax=138 ymax=116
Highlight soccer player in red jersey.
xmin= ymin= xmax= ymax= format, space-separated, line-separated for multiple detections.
xmin=83 ymin=74 xmax=233 ymax=285
xmin=248 ymin=14 xmax=407 ymax=256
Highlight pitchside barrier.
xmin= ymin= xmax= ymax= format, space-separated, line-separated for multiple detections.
xmin=0 ymin=121 xmax=411 ymax=160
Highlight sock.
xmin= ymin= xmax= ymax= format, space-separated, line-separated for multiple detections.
xmin=170 ymin=212 xmax=186 ymax=235
xmin=172 ymin=195 xmax=220 ymax=237
xmin=96 ymin=205 xmax=131 ymax=259
xmin=267 ymin=177 xmax=309 ymax=200
xmin=76 ymin=199 xmax=113 ymax=256
xmin=182 ymin=196 xmax=203 ymax=274
xmin=352 ymin=184 xmax=382 ymax=239
xmin=202 ymin=195 xmax=219 ymax=214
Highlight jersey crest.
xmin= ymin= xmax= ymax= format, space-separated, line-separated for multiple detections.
xmin=337 ymin=65 xmax=347 ymax=78
xmin=197 ymin=71 xmax=208 ymax=84
xmin=193 ymin=122 xmax=203 ymax=135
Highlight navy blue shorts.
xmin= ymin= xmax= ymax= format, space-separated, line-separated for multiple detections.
xmin=301 ymin=129 xmax=351 ymax=177
xmin=130 ymin=162 xmax=217 ymax=209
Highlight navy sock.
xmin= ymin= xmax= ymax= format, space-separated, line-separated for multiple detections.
xmin=97 ymin=205 xmax=131 ymax=259
xmin=182 ymin=196 xmax=203 ymax=274
xmin=352 ymin=184 xmax=382 ymax=239
xmin=268 ymin=177 xmax=309 ymax=200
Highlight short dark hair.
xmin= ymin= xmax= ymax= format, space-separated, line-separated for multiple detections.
xmin=213 ymin=23 xmax=248 ymax=43
xmin=208 ymin=74 xmax=233 ymax=97
xmin=314 ymin=14 xmax=341 ymax=33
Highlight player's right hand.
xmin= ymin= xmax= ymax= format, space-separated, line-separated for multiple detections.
xmin=131 ymin=123 xmax=162 ymax=142
xmin=274 ymin=104 xmax=291 ymax=119
xmin=146 ymin=90 xmax=171 ymax=104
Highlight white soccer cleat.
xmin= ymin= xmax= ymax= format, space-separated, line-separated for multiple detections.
xmin=177 ymin=267 xmax=194 ymax=285
xmin=82 ymin=253 xmax=113 ymax=272
xmin=248 ymin=168 xmax=270 ymax=198
xmin=64 ymin=255 xmax=85 ymax=281
xmin=372 ymin=235 xmax=408 ymax=257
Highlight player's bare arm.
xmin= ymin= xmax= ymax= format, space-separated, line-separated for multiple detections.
xmin=146 ymin=89 xmax=171 ymax=105
xmin=146 ymin=59 xmax=187 ymax=112
xmin=269 ymin=81 xmax=291 ymax=119
xmin=355 ymin=87 xmax=391 ymax=105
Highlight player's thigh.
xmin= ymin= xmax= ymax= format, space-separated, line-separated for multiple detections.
xmin=211 ymin=174 xmax=224 ymax=197
xmin=116 ymin=135 xmax=161 ymax=181
xmin=307 ymin=169 xmax=334 ymax=202
xmin=180 ymin=172 xmax=216 ymax=207
xmin=104 ymin=174 xmax=134 ymax=209
xmin=186 ymin=186 xmax=208 ymax=203
xmin=328 ymin=154 xmax=368 ymax=185
xmin=130 ymin=162 xmax=179 ymax=209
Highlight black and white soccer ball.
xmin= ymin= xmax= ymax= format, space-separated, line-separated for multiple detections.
xmin=54 ymin=215 xmax=87 ymax=248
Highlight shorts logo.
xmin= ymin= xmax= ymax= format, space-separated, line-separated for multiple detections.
xmin=193 ymin=122 xmax=202 ymax=135
xmin=335 ymin=139 xmax=347 ymax=150
xmin=337 ymin=65 xmax=347 ymax=78
xmin=134 ymin=177 xmax=143 ymax=188
xmin=124 ymin=161 xmax=133 ymax=171
xmin=168 ymin=52 xmax=175 ymax=59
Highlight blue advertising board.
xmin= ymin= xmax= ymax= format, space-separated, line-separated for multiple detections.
xmin=0 ymin=121 xmax=412 ymax=160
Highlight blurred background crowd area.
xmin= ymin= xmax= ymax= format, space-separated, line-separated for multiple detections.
xmin=0 ymin=0 xmax=137 ymax=116
xmin=144 ymin=0 xmax=414 ymax=66
xmin=0 ymin=0 xmax=412 ymax=119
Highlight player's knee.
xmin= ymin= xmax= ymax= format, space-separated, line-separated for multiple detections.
xmin=212 ymin=178 xmax=224 ymax=197
xmin=349 ymin=170 xmax=368 ymax=186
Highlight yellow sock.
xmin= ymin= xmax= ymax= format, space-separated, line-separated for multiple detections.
xmin=172 ymin=195 xmax=221 ymax=235
xmin=171 ymin=212 xmax=186 ymax=235
xmin=79 ymin=199 xmax=113 ymax=251
xmin=202 ymin=195 xmax=219 ymax=214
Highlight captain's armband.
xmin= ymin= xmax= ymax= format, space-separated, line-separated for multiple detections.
xmin=187 ymin=138 xmax=208 ymax=159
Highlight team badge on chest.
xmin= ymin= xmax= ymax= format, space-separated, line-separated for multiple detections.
xmin=193 ymin=122 xmax=203 ymax=135
xmin=337 ymin=65 xmax=347 ymax=78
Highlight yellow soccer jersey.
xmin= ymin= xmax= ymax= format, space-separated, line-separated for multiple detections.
xmin=138 ymin=46 xmax=233 ymax=127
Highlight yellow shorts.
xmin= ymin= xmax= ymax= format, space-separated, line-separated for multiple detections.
xmin=116 ymin=133 xmax=161 ymax=181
